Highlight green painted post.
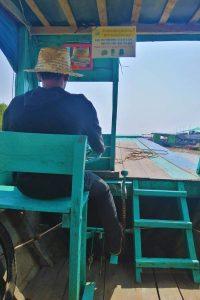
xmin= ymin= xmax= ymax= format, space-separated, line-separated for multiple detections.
xmin=133 ymin=180 xmax=142 ymax=282
xmin=178 ymin=182 xmax=200 ymax=283
xmin=15 ymin=26 xmax=38 ymax=96
xmin=68 ymin=137 xmax=87 ymax=300
xmin=110 ymin=59 xmax=119 ymax=170
xmin=196 ymin=158 xmax=200 ymax=175
xmin=80 ymin=202 xmax=88 ymax=291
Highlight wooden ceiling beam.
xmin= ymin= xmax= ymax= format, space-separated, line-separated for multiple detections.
xmin=96 ymin=0 xmax=107 ymax=26
xmin=30 ymin=23 xmax=200 ymax=36
xmin=159 ymin=0 xmax=178 ymax=24
xmin=189 ymin=7 xmax=200 ymax=23
xmin=58 ymin=0 xmax=77 ymax=30
xmin=131 ymin=0 xmax=142 ymax=24
xmin=0 ymin=0 xmax=27 ymax=26
xmin=25 ymin=0 xmax=49 ymax=26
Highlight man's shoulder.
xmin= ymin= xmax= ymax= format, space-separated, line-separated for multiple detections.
xmin=66 ymin=92 xmax=93 ymax=107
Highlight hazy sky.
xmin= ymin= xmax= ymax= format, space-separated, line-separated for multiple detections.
xmin=0 ymin=41 xmax=200 ymax=134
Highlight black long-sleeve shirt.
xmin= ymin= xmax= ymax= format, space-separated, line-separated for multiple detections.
xmin=2 ymin=87 xmax=105 ymax=198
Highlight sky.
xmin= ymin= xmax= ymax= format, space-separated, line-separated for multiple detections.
xmin=0 ymin=41 xmax=200 ymax=134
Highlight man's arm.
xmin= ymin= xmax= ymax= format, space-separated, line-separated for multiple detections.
xmin=85 ymin=99 xmax=105 ymax=154
xmin=2 ymin=108 xmax=9 ymax=131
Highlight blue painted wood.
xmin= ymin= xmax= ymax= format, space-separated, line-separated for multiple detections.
xmin=138 ymin=138 xmax=198 ymax=173
xmin=133 ymin=138 xmax=198 ymax=180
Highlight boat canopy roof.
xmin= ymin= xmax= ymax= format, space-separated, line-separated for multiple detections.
xmin=1 ymin=0 xmax=200 ymax=72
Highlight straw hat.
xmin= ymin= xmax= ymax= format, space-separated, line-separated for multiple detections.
xmin=25 ymin=47 xmax=82 ymax=77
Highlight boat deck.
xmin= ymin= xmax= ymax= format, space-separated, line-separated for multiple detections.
xmin=115 ymin=138 xmax=200 ymax=181
xmin=21 ymin=259 xmax=200 ymax=300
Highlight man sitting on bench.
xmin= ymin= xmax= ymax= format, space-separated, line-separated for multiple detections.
xmin=2 ymin=47 xmax=123 ymax=255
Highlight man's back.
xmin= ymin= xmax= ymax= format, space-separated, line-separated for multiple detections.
xmin=3 ymin=87 xmax=104 ymax=198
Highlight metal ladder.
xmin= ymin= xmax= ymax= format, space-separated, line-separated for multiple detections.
xmin=133 ymin=179 xmax=200 ymax=283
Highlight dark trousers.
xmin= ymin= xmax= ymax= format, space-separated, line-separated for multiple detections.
xmin=85 ymin=172 xmax=122 ymax=252
xmin=15 ymin=171 xmax=122 ymax=252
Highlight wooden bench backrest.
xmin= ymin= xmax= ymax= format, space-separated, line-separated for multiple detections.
xmin=0 ymin=132 xmax=87 ymax=200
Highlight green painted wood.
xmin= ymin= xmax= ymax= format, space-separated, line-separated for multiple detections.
xmin=62 ymin=214 xmax=71 ymax=228
xmin=69 ymin=135 xmax=87 ymax=300
xmin=177 ymin=182 xmax=200 ymax=283
xmin=134 ymin=188 xmax=187 ymax=198
xmin=82 ymin=282 xmax=95 ymax=300
xmin=80 ymin=202 xmax=88 ymax=290
xmin=197 ymin=158 xmax=200 ymax=175
xmin=133 ymin=180 xmax=142 ymax=283
xmin=110 ymin=59 xmax=119 ymax=171
xmin=134 ymin=219 xmax=192 ymax=229
xmin=15 ymin=26 xmax=38 ymax=96
xmin=133 ymin=179 xmax=200 ymax=284
xmin=0 ymin=185 xmax=73 ymax=213
xmin=0 ymin=132 xmax=87 ymax=175
xmin=136 ymin=258 xmax=199 ymax=269
xmin=110 ymin=255 xmax=118 ymax=265
xmin=0 ymin=132 xmax=90 ymax=299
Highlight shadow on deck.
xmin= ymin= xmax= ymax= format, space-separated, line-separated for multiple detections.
xmin=20 ymin=259 xmax=200 ymax=300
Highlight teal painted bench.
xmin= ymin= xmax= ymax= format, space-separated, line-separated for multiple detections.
xmin=0 ymin=131 xmax=94 ymax=300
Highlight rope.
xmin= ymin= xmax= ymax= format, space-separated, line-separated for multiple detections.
xmin=116 ymin=145 xmax=167 ymax=164
xmin=137 ymin=138 xmax=200 ymax=179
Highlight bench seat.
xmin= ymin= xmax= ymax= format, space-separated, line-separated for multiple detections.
xmin=0 ymin=185 xmax=88 ymax=213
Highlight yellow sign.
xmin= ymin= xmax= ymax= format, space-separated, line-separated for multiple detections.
xmin=92 ymin=26 xmax=136 ymax=58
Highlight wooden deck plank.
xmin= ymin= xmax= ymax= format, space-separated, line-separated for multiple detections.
xmin=61 ymin=259 xmax=106 ymax=300
xmin=104 ymin=263 xmax=159 ymax=299
xmin=23 ymin=260 xmax=65 ymax=300
xmin=115 ymin=140 xmax=170 ymax=179
xmin=49 ymin=260 xmax=68 ymax=300
xmin=155 ymin=271 xmax=182 ymax=300
xmin=87 ymin=260 xmax=106 ymax=300
xmin=174 ymin=272 xmax=200 ymax=300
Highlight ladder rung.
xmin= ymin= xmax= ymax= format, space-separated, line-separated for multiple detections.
xmin=134 ymin=219 xmax=192 ymax=229
xmin=134 ymin=189 xmax=187 ymax=198
xmin=136 ymin=258 xmax=199 ymax=269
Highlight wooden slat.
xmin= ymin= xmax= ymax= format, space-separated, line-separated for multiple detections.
xmin=0 ymin=132 xmax=86 ymax=175
xmin=104 ymin=263 xmax=159 ymax=299
xmin=115 ymin=140 xmax=170 ymax=179
xmin=189 ymin=7 xmax=200 ymax=23
xmin=87 ymin=261 xmax=106 ymax=299
xmin=160 ymin=0 xmax=178 ymax=24
xmin=96 ymin=0 xmax=108 ymax=26
xmin=58 ymin=0 xmax=77 ymax=30
xmin=23 ymin=260 xmax=65 ymax=299
xmin=25 ymin=0 xmax=49 ymax=26
xmin=131 ymin=0 xmax=142 ymax=23
xmin=0 ymin=0 xmax=27 ymax=26
xmin=30 ymin=23 xmax=200 ymax=36
xmin=155 ymin=271 xmax=182 ymax=300
xmin=174 ymin=271 xmax=200 ymax=300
